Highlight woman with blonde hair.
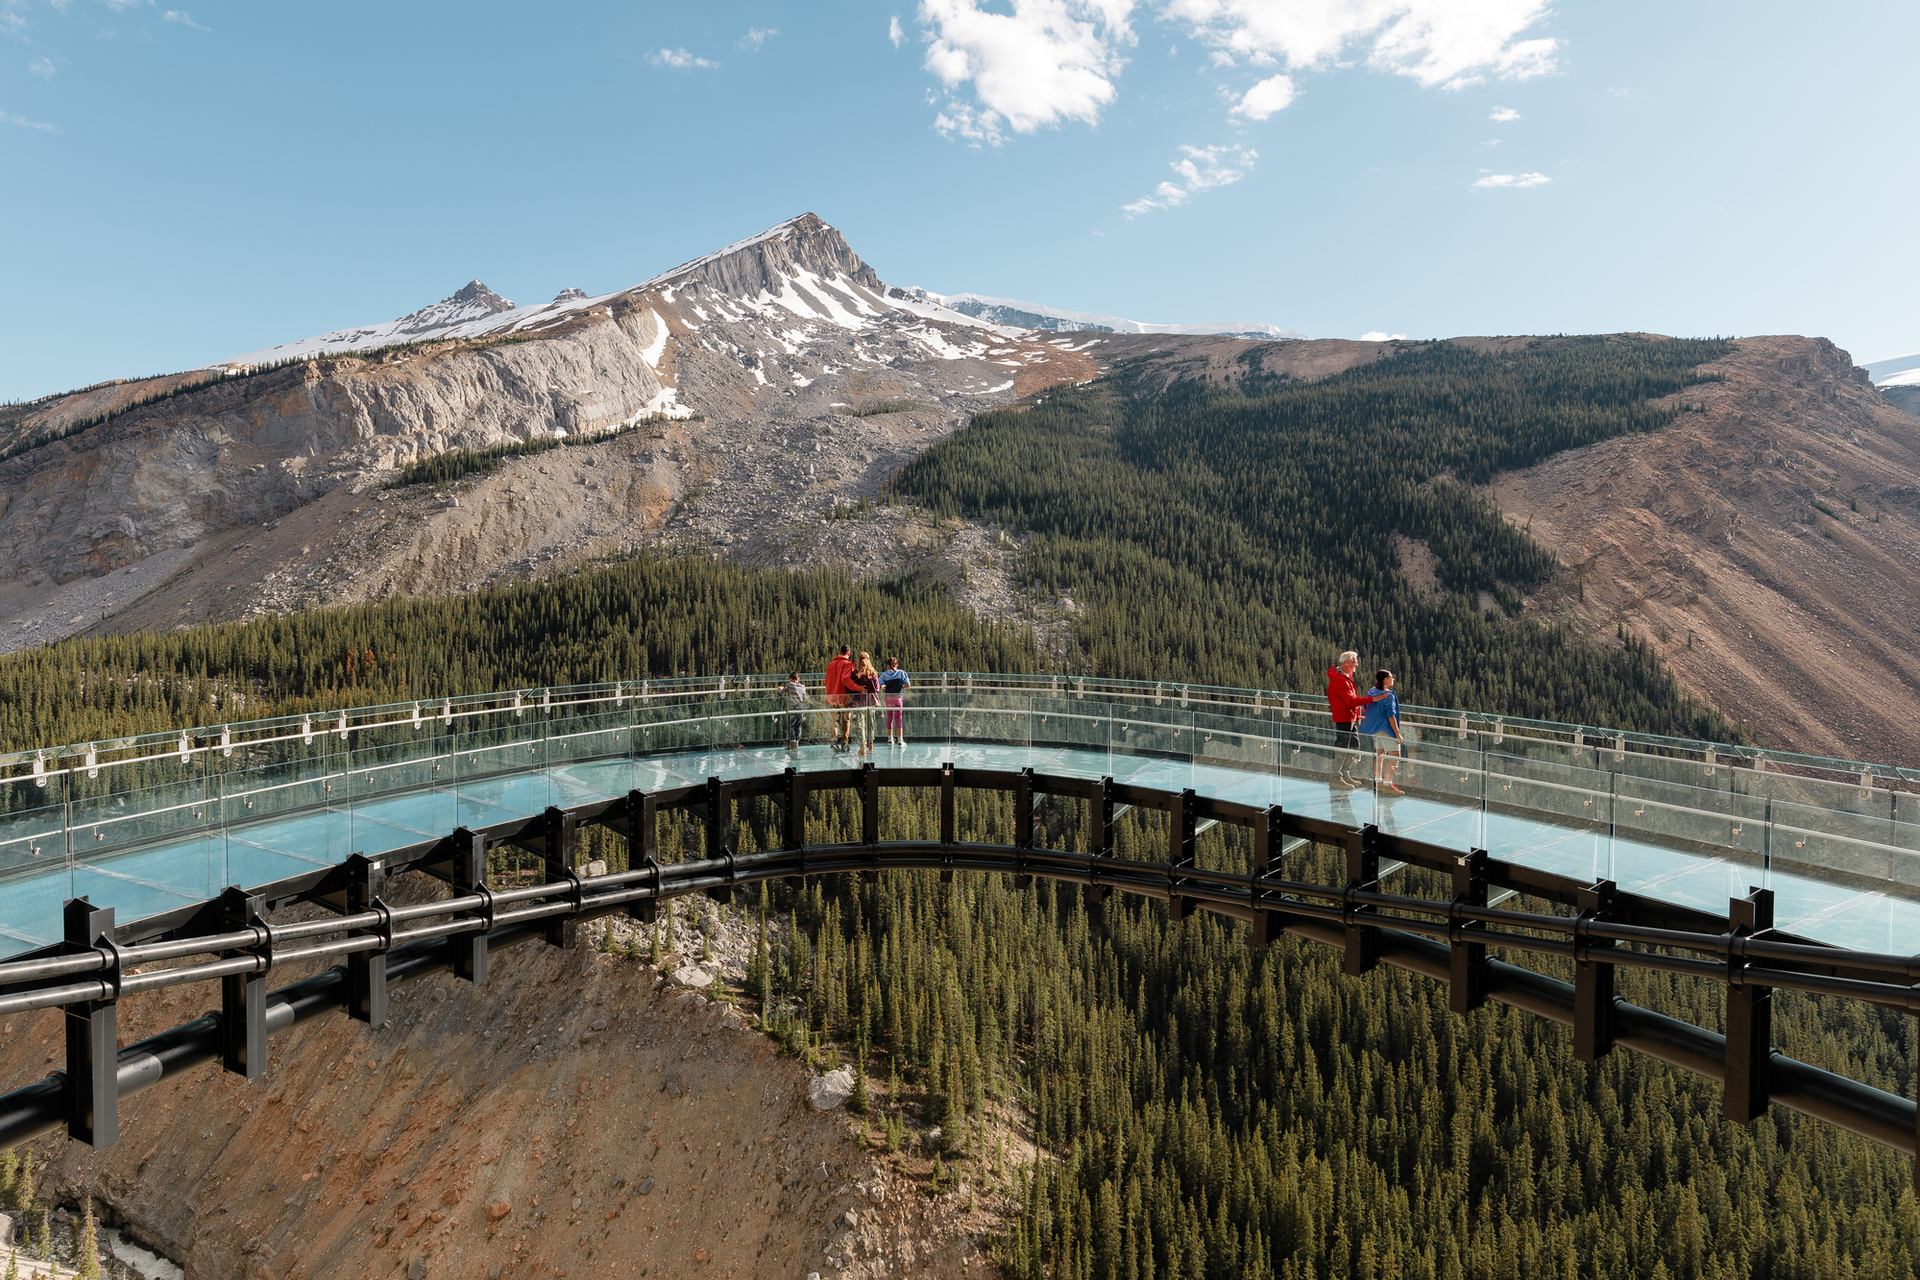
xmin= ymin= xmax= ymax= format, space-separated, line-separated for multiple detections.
xmin=846 ymin=651 xmax=880 ymax=757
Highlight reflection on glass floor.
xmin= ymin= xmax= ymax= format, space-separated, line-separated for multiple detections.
xmin=2 ymin=740 xmax=1914 ymax=959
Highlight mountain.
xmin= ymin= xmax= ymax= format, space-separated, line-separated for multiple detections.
xmin=0 ymin=213 xmax=1105 ymax=648
xmin=1864 ymin=351 xmax=1920 ymax=413
xmin=902 ymin=288 xmax=1300 ymax=341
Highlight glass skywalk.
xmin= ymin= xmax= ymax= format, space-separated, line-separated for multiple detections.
xmin=2 ymin=677 xmax=1915 ymax=959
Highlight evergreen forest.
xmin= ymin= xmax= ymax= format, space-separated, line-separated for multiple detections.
xmin=1 ymin=335 xmax=1915 ymax=1277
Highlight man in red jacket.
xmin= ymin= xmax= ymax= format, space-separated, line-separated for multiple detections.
xmin=1325 ymin=650 xmax=1384 ymax=787
xmin=824 ymin=645 xmax=854 ymax=752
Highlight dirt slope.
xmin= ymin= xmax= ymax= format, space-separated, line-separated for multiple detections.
xmin=14 ymin=936 xmax=992 ymax=1280
xmin=1486 ymin=336 xmax=1920 ymax=765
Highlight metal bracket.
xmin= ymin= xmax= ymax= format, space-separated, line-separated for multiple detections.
xmin=62 ymin=898 xmax=119 ymax=1147
xmin=1724 ymin=886 xmax=1775 ymax=1124
xmin=346 ymin=855 xmax=390 ymax=1028
xmin=217 ymin=887 xmax=271 ymax=1080
xmin=1573 ymin=878 xmax=1617 ymax=1061
xmin=1449 ymin=849 xmax=1489 ymax=1014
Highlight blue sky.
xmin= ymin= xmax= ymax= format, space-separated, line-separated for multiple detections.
xmin=2 ymin=0 xmax=1915 ymax=401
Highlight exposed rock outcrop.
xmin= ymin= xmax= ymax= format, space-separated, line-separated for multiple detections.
xmin=1486 ymin=336 xmax=1920 ymax=763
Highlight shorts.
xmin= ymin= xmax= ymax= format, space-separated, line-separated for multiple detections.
xmin=1371 ymin=732 xmax=1402 ymax=755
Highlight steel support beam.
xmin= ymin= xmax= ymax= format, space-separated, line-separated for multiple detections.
xmin=1725 ymin=886 xmax=1775 ymax=1124
xmin=62 ymin=899 xmax=118 ymax=1147
xmin=346 ymin=855 xmax=390 ymax=1027
xmin=1574 ymin=879 xmax=1617 ymax=1062
xmin=541 ymin=808 xmax=581 ymax=948
xmin=217 ymin=887 xmax=270 ymax=1079
xmin=1449 ymin=849 xmax=1489 ymax=1014
xmin=784 ymin=769 xmax=807 ymax=861
xmin=707 ymin=777 xmax=736 ymax=904
xmin=1013 ymin=768 xmax=1035 ymax=889
xmin=1168 ymin=788 xmax=1198 ymax=922
xmin=628 ymin=791 xmax=660 ymax=921
xmin=449 ymin=829 xmax=491 ymax=984
xmin=938 ymin=764 xmax=956 ymax=882
xmin=861 ymin=765 xmax=881 ymax=881
xmin=1344 ymin=826 xmax=1380 ymax=974
xmin=1249 ymin=805 xmax=1284 ymax=947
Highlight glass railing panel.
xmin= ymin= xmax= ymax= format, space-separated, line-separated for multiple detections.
xmin=1610 ymin=786 xmax=1769 ymax=915
xmin=218 ymin=753 xmax=353 ymax=884
xmin=1372 ymin=736 xmax=1485 ymax=852
xmin=1479 ymin=767 xmax=1611 ymax=886
xmin=1108 ymin=703 xmax=1194 ymax=792
xmin=450 ymin=717 xmax=547 ymax=831
xmin=1029 ymin=696 xmax=1113 ymax=780
xmin=0 ymin=798 xmax=70 ymax=956
xmin=1190 ymin=710 xmax=1281 ymax=810
xmin=544 ymin=708 xmax=637 ymax=808
xmin=67 ymin=772 xmax=224 ymax=924
xmin=346 ymin=729 xmax=457 ymax=851
xmin=946 ymin=693 xmax=1034 ymax=765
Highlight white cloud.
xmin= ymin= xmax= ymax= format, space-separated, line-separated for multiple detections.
xmin=1124 ymin=142 xmax=1255 ymax=216
xmin=161 ymin=9 xmax=209 ymax=31
xmin=1 ymin=108 xmax=58 ymax=132
xmin=740 ymin=26 xmax=777 ymax=51
xmin=1360 ymin=330 xmax=1407 ymax=341
xmin=1489 ymin=104 xmax=1520 ymax=122
xmin=648 ymin=47 xmax=719 ymax=71
xmin=1 ymin=0 xmax=28 ymax=37
xmin=1230 ymin=72 xmax=1295 ymax=120
xmin=919 ymin=0 xmax=1138 ymax=144
xmin=1473 ymin=170 xmax=1550 ymax=189
xmin=1163 ymin=0 xmax=1558 ymax=90
xmin=27 ymin=53 xmax=55 ymax=77
xmin=889 ymin=14 xmax=904 ymax=47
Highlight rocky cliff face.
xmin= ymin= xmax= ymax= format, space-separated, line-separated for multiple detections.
xmin=1486 ymin=336 xmax=1920 ymax=763
xmin=0 ymin=214 xmax=1092 ymax=647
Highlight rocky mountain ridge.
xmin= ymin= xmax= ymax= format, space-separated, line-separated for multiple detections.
xmin=0 ymin=214 xmax=1102 ymax=647
xmin=902 ymin=287 xmax=1300 ymax=340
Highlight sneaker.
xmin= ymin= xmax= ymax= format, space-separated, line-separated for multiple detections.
xmin=1383 ymin=783 xmax=1405 ymax=796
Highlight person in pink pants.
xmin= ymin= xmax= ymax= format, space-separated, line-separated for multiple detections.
xmin=878 ymin=658 xmax=910 ymax=747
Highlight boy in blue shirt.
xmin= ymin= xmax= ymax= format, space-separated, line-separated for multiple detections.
xmin=1358 ymin=669 xmax=1404 ymax=794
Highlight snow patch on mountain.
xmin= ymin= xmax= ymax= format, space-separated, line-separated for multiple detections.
xmin=1864 ymin=353 xmax=1920 ymax=387
xmin=907 ymin=288 xmax=1299 ymax=342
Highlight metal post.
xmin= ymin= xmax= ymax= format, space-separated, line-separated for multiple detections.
xmin=1249 ymin=805 xmax=1284 ymax=947
xmin=707 ymin=777 xmax=735 ymax=904
xmin=629 ymin=790 xmax=660 ymax=918
xmin=1168 ymin=788 xmax=1197 ymax=922
xmin=1725 ymin=886 xmax=1775 ymax=1124
xmin=1098 ymin=777 xmax=1117 ymax=858
xmin=346 ymin=854 xmax=390 ymax=1028
xmin=1573 ymin=879 xmax=1617 ymax=1061
xmin=1449 ymin=850 xmax=1488 ymax=1014
xmin=541 ymin=807 xmax=581 ymax=947
xmin=449 ymin=828 xmax=491 ymax=983
xmin=783 ymin=769 xmax=807 ymax=854
xmin=62 ymin=899 xmax=118 ymax=1147
xmin=217 ymin=887 xmax=270 ymax=1079
xmin=1343 ymin=826 xmax=1379 ymax=975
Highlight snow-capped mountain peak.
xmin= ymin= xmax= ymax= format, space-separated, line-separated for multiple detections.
xmin=1864 ymin=352 xmax=1920 ymax=388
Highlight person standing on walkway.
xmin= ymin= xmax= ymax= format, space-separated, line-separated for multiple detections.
xmin=825 ymin=645 xmax=854 ymax=753
xmin=1359 ymin=669 xmax=1404 ymax=794
xmin=784 ymin=671 xmax=808 ymax=751
xmin=847 ymin=652 xmax=880 ymax=757
xmin=879 ymin=657 xmax=910 ymax=747
xmin=1325 ymin=650 xmax=1384 ymax=787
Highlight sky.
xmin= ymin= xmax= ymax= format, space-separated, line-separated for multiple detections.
xmin=2 ymin=0 xmax=1915 ymax=401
